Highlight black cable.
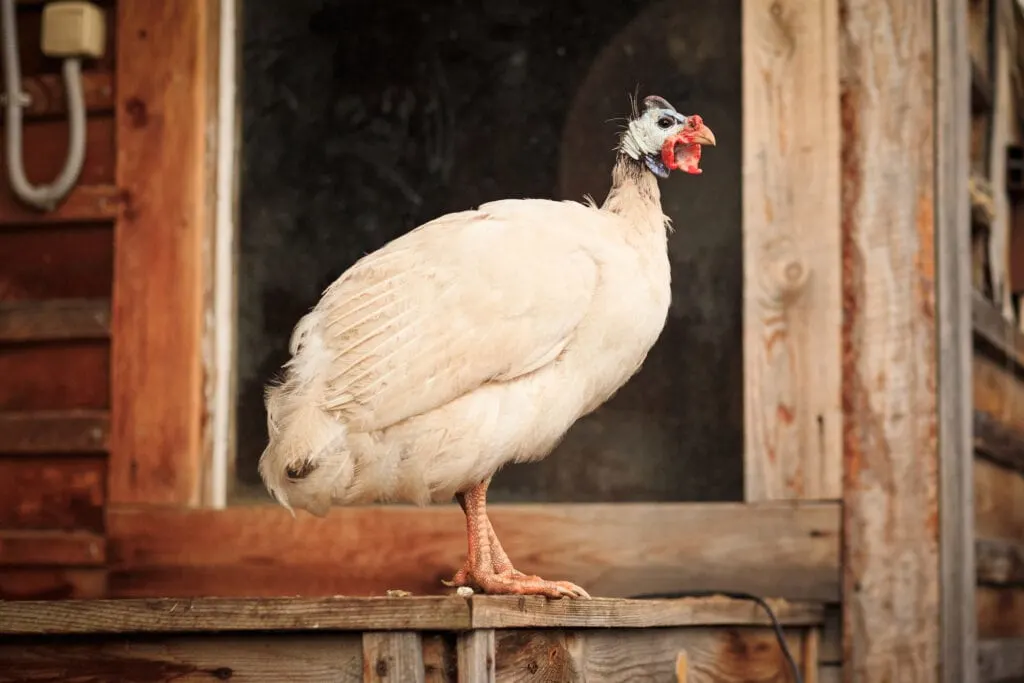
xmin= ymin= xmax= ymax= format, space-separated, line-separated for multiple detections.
xmin=628 ymin=589 xmax=802 ymax=683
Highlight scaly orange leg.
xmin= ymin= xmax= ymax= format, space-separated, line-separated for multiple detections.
xmin=444 ymin=477 xmax=590 ymax=599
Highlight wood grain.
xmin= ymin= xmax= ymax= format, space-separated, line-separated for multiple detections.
xmin=0 ymin=299 xmax=110 ymax=342
xmin=0 ymin=341 xmax=109 ymax=411
xmin=974 ymin=458 xmax=1024 ymax=541
xmin=363 ymin=632 xmax=426 ymax=683
xmin=0 ymin=224 xmax=113 ymax=300
xmin=0 ymin=456 xmax=105 ymax=530
xmin=840 ymin=0 xmax=941 ymax=680
xmin=0 ymin=634 xmax=364 ymax=683
xmin=973 ymin=354 xmax=1024 ymax=434
xmin=458 ymin=630 xmax=495 ymax=683
xmin=110 ymin=0 xmax=217 ymax=506
xmin=976 ymin=537 xmax=1024 ymax=586
xmin=742 ymin=0 xmax=842 ymax=501
xmin=0 ymin=595 xmax=822 ymax=636
xmin=423 ymin=634 xmax=457 ymax=683
xmin=0 ymin=410 xmax=109 ymax=454
xmin=975 ymin=409 xmax=1024 ymax=473
xmin=0 ymin=530 xmax=105 ymax=566
xmin=973 ymin=290 xmax=1024 ymax=370
xmin=0 ymin=184 xmax=120 ymax=225
xmin=0 ymin=568 xmax=106 ymax=600
xmin=22 ymin=71 xmax=115 ymax=119
xmin=977 ymin=637 xmax=1024 ymax=683
xmin=936 ymin=0 xmax=977 ymax=679
xmin=977 ymin=586 xmax=1024 ymax=639
xmin=106 ymin=503 xmax=841 ymax=601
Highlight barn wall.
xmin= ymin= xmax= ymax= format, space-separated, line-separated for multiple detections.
xmin=0 ymin=0 xmax=117 ymax=599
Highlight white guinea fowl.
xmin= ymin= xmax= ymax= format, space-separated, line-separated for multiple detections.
xmin=259 ymin=95 xmax=715 ymax=599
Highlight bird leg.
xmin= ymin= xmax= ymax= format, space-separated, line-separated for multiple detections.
xmin=444 ymin=477 xmax=590 ymax=599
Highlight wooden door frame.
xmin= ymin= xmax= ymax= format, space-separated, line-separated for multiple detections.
xmin=106 ymin=0 xmax=975 ymax=679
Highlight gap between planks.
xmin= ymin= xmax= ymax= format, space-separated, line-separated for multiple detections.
xmin=0 ymin=595 xmax=826 ymax=635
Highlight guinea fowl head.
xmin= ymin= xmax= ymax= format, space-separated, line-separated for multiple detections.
xmin=618 ymin=95 xmax=716 ymax=178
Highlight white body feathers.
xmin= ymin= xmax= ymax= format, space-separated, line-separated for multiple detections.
xmin=260 ymin=172 xmax=673 ymax=516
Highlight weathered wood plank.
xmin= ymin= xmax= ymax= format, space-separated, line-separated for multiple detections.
xmin=742 ymin=0 xmax=842 ymax=501
xmin=110 ymin=0 xmax=217 ymax=506
xmin=0 ymin=224 xmax=113 ymax=301
xmin=937 ymin=0 xmax=977 ymax=679
xmin=0 ymin=568 xmax=106 ymax=600
xmin=978 ymin=586 xmax=1024 ymax=639
xmin=22 ymin=71 xmax=114 ymax=119
xmin=457 ymin=630 xmax=495 ymax=683
xmin=0 ymin=184 xmax=120 ymax=224
xmin=106 ymin=503 xmax=841 ymax=601
xmin=0 ymin=341 xmax=109 ymax=411
xmin=0 ymin=595 xmax=823 ymax=636
xmin=363 ymin=632 xmax=425 ymax=683
xmin=469 ymin=595 xmax=823 ymax=630
xmin=973 ymin=354 xmax=1024 ymax=435
xmin=0 ymin=299 xmax=111 ymax=342
xmin=0 ymin=530 xmax=105 ymax=566
xmin=973 ymin=290 xmax=1024 ymax=370
xmin=0 ymin=634 xmax=364 ymax=683
xmin=0 ymin=410 xmax=109 ymax=454
xmin=978 ymin=637 xmax=1024 ymax=683
xmin=977 ymin=537 xmax=1024 ymax=586
xmin=839 ymin=0 xmax=942 ymax=681
xmin=0 ymin=456 xmax=105 ymax=530
xmin=975 ymin=458 xmax=1024 ymax=541
xmin=423 ymin=635 xmax=456 ymax=683
xmin=975 ymin=409 xmax=1024 ymax=473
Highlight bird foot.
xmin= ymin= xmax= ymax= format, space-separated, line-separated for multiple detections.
xmin=444 ymin=563 xmax=590 ymax=599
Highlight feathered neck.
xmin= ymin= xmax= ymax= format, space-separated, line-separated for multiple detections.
xmin=600 ymin=153 xmax=667 ymax=232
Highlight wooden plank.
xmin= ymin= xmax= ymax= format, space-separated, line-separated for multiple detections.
xmin=937 ymin=0 xmax=978 ymax=679
xmin=22 ymin=71 xmax=115 ymax=119
xmin=492 ymin=627 xmax=807 ymax=682
xmin=0 ymin=411 xmax=109 ymax=454
xmin=469 ymin=595 xmax=823 ymax=630
xmin=0 ymin=568 xmax=106 ymax=600
xmin=0 ymin=456 xmax=105 ymax=530
xmin=0 ymin=634 xmax=364 ymax=683
xmin=106 ymin=503 xmax=841 ymax=602
xmin=363 ymin=632 xmax=425 ymax=683
xmin=0 ymin=224 xmax=113 ymax=301
xmin=975 ymin=458 xmax=1024 ymax=541
xmin=457 ymin=630 xmax=495 ymax=683
xmin=0 ymin=299 xmax=111 ymax=343
xmin=0 ymin=530 xmax=105 ymax=566
xmin=0 ymin=595 xmax=822 ymax=636
xmin=840 ymin=0 xmax=941 ymax=681
xmin=819 ymin=605 xmax=842 ymax=665
xmin=975 ymin=409 xmax=1024 ymax=473
xmin=978 ymin=586 xmax=1024 ymax=639
xmin=422 ymin=635 xmax=456 ymax=683
xmin=973 ymin=354 xmax=1024 ymax=434
xmin=978 ymin=637 xmax=1024 ymax=683
xmin=0 ymin=342 xmax=109 ymax=411
xmin=0 ymin=184 xmax=120 ymax=225
xmin=110 ymin=0 xmax=217 ymax=506
xmin=977 ymin=537 xmax=1024 ymax=586
xmin=973 ymin=290 xmax=1024 ymax=370
xmin=742 ymin=0 xmax=842 ymax=501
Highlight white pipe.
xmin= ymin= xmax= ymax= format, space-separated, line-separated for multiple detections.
xmin=1 ymin=0 xmax=87 ymax=211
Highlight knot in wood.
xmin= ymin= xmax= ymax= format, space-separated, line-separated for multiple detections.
xmin=758 ymin=237 xmax=810 ymax=305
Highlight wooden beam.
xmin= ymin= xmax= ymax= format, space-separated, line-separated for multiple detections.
xmin=937 ymin=1 xmax=977 ymax=683
xmin=110 ymin=0 xmax=217 ymax=506
xmin=840 ymin=0 xmax=947 ymax=680
xmin=362 ymin=632 xmax=425 ymax=683
xmin=0 ymin=530 xmax=105 ymax=566
xmin=0 ymin=410 xmax=109 ymax=454
xmin=742 ymin=0 xmax=842 ymax=501
xmin=0 ymin=184 xmax=120 ymax=225
xmin=0 ymin=299 xmax=111 ymax=343
xmin=22 ymin=71 xmax=115 ymax=119
xmin=975 ymin=458 xmax=1024 ymax=541
xmin=975 ymin=409 xmax=1024 ymax=473
xmin=0 ymin=594 xmax=824 ymax=636
xmin=973 ymin=289 xmax=1024 ymax=370
xmin=976 ymin=537 xmax=1024 ymax=586
xmin=0 ymin=456 xmax=105 ymax=531
xmin=106 ymin=503 xmax=841 ymax=601
xmin=978 ymin=637 xmax=1024 ymax=683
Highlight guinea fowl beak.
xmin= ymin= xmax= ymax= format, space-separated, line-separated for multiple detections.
xmin=692 ymin=124 xmax=716 ymax=147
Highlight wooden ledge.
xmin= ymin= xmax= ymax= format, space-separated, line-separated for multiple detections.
xmin=0 ymin=595 xmax=825 ymax=635
xmin=975 ymin=410 xmax=1024 ymax=474
xmin=973 ymin=290 xmax=1024 ymax=370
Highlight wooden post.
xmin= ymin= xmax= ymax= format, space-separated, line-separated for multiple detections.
xmin=840 ymin=0 xmax=974 ymax=680
xmin=742 ymin=0 xmax=843 ymax=501
xmin=110 ymin=0 xmax=218 ymax=506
